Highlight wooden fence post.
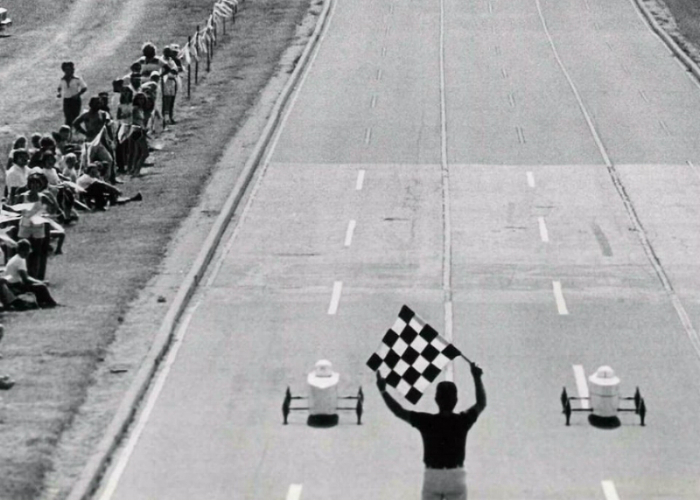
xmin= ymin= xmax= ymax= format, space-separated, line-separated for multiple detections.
xmin=195 ymin=26 xmax=200 ymax=84
xmin=187 ymin=35 xmax=192 ymax=99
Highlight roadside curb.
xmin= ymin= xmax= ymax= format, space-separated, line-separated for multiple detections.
xmin=65 ymin=0 xmax=333 ymax=497
xmin=632 ymin=0 xmax=700 ymax=82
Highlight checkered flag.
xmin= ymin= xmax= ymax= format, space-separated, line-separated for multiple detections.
xmin=367 ymin=305 xmax=462 ymax=404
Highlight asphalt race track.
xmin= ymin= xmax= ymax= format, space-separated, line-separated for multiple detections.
xmin=93 ymin=0 xmax=700 ymax=497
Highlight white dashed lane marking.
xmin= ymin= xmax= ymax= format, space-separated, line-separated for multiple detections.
xmin=287 ymin=484 xmax=303 ymax=500
xmin=602 ymin=480 xmax=621 ymax=500
xmin=328 ymin=281 xmax=343 ymax=315
xmin=572 ymin=365 xmax=590 ymax=409
xmin=527 ymin=171 xmax=535 ymax=187
xmin=553 ymin=281 xmax=569 ymax=315
xmin=344 ymin=220 xmax=356 ymax=247
xmin=356 ymin=170 xmax=365 ymax=190
xmin=687 ymin=161 xmax=700 ymax=183
xmin=538 ymin=217 xmax=549 ymax=243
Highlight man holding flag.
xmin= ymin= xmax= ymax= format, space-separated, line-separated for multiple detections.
xmin=368 ymin=305 xmax=487 ymax=500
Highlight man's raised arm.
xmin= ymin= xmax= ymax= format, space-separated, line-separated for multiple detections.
xmin=376 ymin=373 xmax=412 ymax=424
xmin=470 ymin=362 xmax=487 ymax=415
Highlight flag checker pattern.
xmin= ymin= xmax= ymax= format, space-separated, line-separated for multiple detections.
xmin=367 ymin=306 xmax=461 ymax=404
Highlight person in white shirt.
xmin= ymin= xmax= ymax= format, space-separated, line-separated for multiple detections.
xmin=39 ymin=152 xmax=61 ymax=186
xmin=62 ymin=153 xmax=79 ymax=183
xmin=6 ymin=149 xmax=30 ymax=204
xmin=57 ymin=61 xmax=88 ymax=130
xmin=2 ymin=240 xmax=57 ymax=308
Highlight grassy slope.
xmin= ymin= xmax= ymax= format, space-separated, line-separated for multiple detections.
xmin=0 ymin=0 xmax=311 ymax=498
xmin=641 ymin=0 xmax=700 ymax=63
xmin=663 ymin=0 xmax=700 ymax=45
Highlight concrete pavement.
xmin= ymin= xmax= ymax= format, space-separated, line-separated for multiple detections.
xmin=93 ymin=0 xmax=700 ymax=497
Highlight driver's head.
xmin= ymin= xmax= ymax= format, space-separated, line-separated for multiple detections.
xmin=435 ymin=381 xmax=458 ymax=412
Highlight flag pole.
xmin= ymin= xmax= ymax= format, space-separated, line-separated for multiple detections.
xmin=459 ymin=353 xmax=472 ymax=364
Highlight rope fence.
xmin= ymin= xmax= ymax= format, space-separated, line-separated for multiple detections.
xmin=178 ymin=0 xmax=243 ymax=100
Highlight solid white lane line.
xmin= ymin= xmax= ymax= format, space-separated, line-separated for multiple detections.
xmin=364 ymin=127 xmax=372 ymax=145
xmin=601 ymin=480 xmax=621 ymax=500
xmin=344 ymin=220 xmax=356 ymax=247
xmin=328 ymin=281 xmax=343 ymax=315
xmin=439 ymin=0 xmax=454 ymax=380
xmin=527 ymin=171 xmax=535 ymax=187
xmin=572 ymin=365 xmax=590 ymax=409
xmin=538 ymin=217 xmax=549 ymax=243
xmin=553 ymin=281 xmax=569 ymax=315
xmin=356 ymin=170 xmax=366 ymax=190
xmin=287 ymin=484 xmax=303 ymax=500
xmin=97 ymin=304 xmax=200 ymax=500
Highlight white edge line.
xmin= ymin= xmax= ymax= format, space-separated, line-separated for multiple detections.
xmin=356 ymin=169 xmax=366 ymax=190
xmin=344 ymin=220 xmax=356 ymax=247
xmin=601 ymin=480 xmax=621 ymax=500
xmin=538 ymin=216 xmax=549 ymax=243
xmin=328 ymin=281 xmax=343 ymax=315
xmin=97 ymin=304 xmax=200 ymax=500
xmin=553 ymin=281 xmax=569 ymax=315
xmin=572 ymin=365 xmax=590 ymax=409
xmin=287 ymin=484 xmax=303 ymax=500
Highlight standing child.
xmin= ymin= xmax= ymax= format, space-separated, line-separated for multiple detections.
xmin=56 ymin=62 xmax=88 ymax=130
xmin=162 ymin=66 xmax=178 ymax=125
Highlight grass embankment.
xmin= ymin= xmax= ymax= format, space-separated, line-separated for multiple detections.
xmin=0 ymin=0 xmax=312 ymax=498
xmin=642 ymin=0 xmax=700 ymax=63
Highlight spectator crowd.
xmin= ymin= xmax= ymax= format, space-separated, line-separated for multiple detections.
xmin=0 ymin=0 xmax=241 ymax=390
xmin=0 ymin=43 xmax=187 ymax=387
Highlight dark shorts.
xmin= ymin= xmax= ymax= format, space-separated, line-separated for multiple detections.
xmin=63 ymin=97 xmax=82 ymax=126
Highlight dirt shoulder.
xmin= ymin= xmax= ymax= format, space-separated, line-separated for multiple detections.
xmin=0 ymin=0 xmax=318 ymax=498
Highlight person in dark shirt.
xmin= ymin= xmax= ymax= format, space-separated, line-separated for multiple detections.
xmin=376 ymin=361 xmax=486 ymax=500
